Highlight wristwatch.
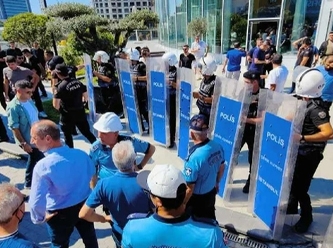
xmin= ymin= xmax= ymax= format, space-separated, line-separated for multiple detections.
xmin=300 ymin=135 xmax=306 ymax=144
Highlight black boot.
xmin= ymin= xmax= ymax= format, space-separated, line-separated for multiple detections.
xmin=242 ymin=175 xmax=250 ymax=194
xmin=293 ymin=215 xmax=313 ymax=233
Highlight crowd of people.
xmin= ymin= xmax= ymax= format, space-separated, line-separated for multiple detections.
xmin=0 ymin=29 xmax=332 ymax=247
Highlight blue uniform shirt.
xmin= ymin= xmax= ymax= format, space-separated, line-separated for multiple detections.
xmin=89 ymin=135 xmax=150 ymax=179
xmin=226 ymin=49 xmax=246 ymax=72
xmin=249 ymin=48 xmax=265 ymax=73
xmin=122 ymin=214 xmax=227 ymax=248
xmin=85 ymin=172 xmax=152 ymax=235
xmin=0 ymin=231 xmax=39 ymax=248
xmin=184 ymin=139 xmax=224 ymax=195
xmin=317 ymin=65 xmax=333 ymax=102
xmin=29 ymin=146 xmax=95 ymax=224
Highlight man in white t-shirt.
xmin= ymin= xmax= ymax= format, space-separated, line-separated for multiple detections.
xmin=191 ymin=35 xmax=208 ymax=79
xmin=6 ymin=80 xmax=44 ymax=189
xmin=264 ymin=54 xmax=289 ymax=93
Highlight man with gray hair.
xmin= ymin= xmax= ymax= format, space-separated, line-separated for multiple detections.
xmin=0 ymin=183 xmax=38 ymax=247
xmin=79 ymin=140 xmax=152 ymax=248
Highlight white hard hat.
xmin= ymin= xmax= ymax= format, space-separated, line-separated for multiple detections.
xmin=200 ymin=57 xmax=217 ymax=76
xmin=295 ymin=68 xmax=325 ymax=98
xmin=127 ymin=48 xmax=140 ymax=61
xmin=93 ymin=51 xmax=110 ymax=63
xmin=93 ymin=112 xmax=123 ymax=133
xmin=162 ymin=52 xmax=178 ymax=66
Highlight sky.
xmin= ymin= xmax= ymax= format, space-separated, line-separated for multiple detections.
xmin=31 ymin=0 xmax=92 ymax=14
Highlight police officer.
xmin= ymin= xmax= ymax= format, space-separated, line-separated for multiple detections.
xmin=89 ymin=112 xmax=155 ymax=180
xmin=122 ymin=164 xmax=227 ymax=248
xmin=287 ymin=68 xmax=333 ymax=233
xmin=53 ymin=64 xmax=96 ymax=148
xmin=192 ymin=57 xmax=218 ymax=120
xmin=241 ymin=71 xmax=262 ymax=194
xmin=162 ymin=52 xmax=178 ymax=148
xmin=128 ymin=49 xmax=149 ymax=132
xmin=183 ymin=114 xmax=225 ymax=220
xmin=93 ymin=51 xmax=123 ymax=115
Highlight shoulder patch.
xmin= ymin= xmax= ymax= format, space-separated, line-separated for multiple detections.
xmin=192 ymin=216 xmax=219 ymax=226
xmin=318 ymin=111 xmax=327 ymax=119
xmin=184 ymin=167 xmax=192 ymax=176
xmin=91 ymin=142 xmax=101 ymax=152
xmin=118 ymin=135 xmax=133 ymax=142
xmin=127 ymin=212 xmax=151 ymax=220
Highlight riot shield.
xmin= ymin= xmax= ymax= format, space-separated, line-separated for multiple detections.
xmin=322 ymin=216 xmax=333 ymax=248
xmin=146 ymin=57 xmax=170 ymax=146
xmin=115 ymin=58 xmax=142 ymax=135
xmin=177 ymin=67 xmax=195 ymax=160
xmin=292 ymin=65 xmax=309 ymax=82
xmin=209 ymin=77 xmax=253 ymax=200
xmin=83 ymin=53 xmax=97 ymax=123
xmin=248 ymin=89 xmax=306 ymax=240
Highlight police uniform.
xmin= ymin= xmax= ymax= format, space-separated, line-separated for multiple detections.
xmin=184 ymin=138 xmax=225 ymax=219
xmin=288 ymin=98 xmax=329 ymax=226
xmin=167 ymin=66 xmax=177 ymax=145
xmin=97 ymin=63 xmax=123 ymax=115
xmin=122 ymin=213 xmax=227 ymax=247
xmin=196 ymin=75 xmax=216 ymax=119
xmin=130 ymin=62 xmax=149 ymax=131
xmin=89 ymin=135 xmax=150 ymax=179
xmin=54 ymin=76 xmax=96 ymax=148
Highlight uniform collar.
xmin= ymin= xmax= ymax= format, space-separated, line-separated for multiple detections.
xmin=152 ymin=213 xmax=190 ymax=224
xmin=115 ymin=171 xmax=137 ymax=177
xmin=186 ymin=138 xmax=210 ymax=161
xmin=0 ymin=230 xmax=18 ymax=240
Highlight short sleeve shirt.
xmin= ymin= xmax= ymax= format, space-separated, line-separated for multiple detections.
xmin=3 ymin=66 xmax=33 ymax=89
xmin=85 ymin=172 xmax=152 ymax=235
xmin=89 ymin=135 xmax=150 ymax=179
xmin=296 ymin=47 xmax=313 ymax=67
xmin=0 ymin=231 xmax=39 ymax=248
xmin=265 ymin=65 xmax=289 ymax=93
xmin=318 ymin=65 xmax=333 ymax=101
xmin=191 ymin=41 xmax=207 ymax=59
xmin=54 ymin=78 xmax=87 ymax=112
xmin=249 ymin=48 xmax=265 ymax=73
xmin=179 ymin=53 xmax=196 ymax=69
xmin=183 ymin=139 xmax=224 ymax=194
xmin=97 ymin=63 xmax=116 ymax=88
xmin=226 ymin=49 xmax=246 ymax=72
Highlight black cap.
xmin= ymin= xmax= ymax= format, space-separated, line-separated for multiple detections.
xmin=48 ymin=56 xmax=65 ymax=70
xmin=54 ymin=64 xmax=68 ymax=76
xmin=243 ymin=71 xmax=261 ymax=81
xmin=189 ymin=114 xmax=209 ymax=132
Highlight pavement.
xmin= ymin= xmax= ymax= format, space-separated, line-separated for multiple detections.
xmin=0 ymin=40 xmax=332 ymax=247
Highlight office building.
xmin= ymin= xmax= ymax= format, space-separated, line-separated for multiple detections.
xmin=92 ymin=0 xmax=154 ymax=20
xmin=0 ymin=0 xmax=31 ymax=19
xmin=155 ymin=0 xmax=332 ymax=54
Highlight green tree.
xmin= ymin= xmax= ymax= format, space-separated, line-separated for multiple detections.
xmin=187 ymin=18 xmax=207 ymax=38
xmin=230 ymin=13 xmax=247 ymax=46
xmin=46 ymin=3 xmax=159 ymax=56
xmin=2 ymin=13 xmax=54 ymax=48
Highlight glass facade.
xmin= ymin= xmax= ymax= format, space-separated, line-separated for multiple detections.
xmin=0 ymin=0 xmax=32 ymax=19
xmin=155 ymin=0 xmax=324 ymax=54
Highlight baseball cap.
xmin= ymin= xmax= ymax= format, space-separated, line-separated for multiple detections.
xmin=189 ymin=114 xmax=209 ymax=132
xmin=243 ymin=71 xmax=261 ymax=81
xmin=93 ymin=112 xmax=123 ymax=133
xmin=137 ymin=164 xmax=186 ymax=199
xmin=54 ymin=64 xmax=69 ymax=75
xmin=48 ymin=56 xmax=65 ymax=70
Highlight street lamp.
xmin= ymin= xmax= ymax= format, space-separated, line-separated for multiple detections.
xmin=41 ymin=0 xmax=58 ymax=55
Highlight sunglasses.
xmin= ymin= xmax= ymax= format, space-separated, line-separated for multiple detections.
xmin=12 ymin=195 xmax=28 ymax=215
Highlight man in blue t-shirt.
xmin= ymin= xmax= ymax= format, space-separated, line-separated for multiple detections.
xmin=79 ymin=140 xmax=153 ymax=247
xmin=222 ymin=41 xmax=246 ymax=80
xmin=317 ymin=54 xmax=333 ymax=110
xmin=89 ymin=112 xmax=155 ymax=180
xmin=122 ymin=164 xmax=227 ymax=248
xmin=249 ymin=42 xmax=269 ymax=74
xmin=0 ymin=183 xmax=39 ymax=248
xmin=183 ymin=114 xmax=225 ymax=220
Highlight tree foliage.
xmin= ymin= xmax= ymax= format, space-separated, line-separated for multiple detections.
xmin=187 ymin=18 xmax=207 ymax=37
xmin=2 ymin=13 xmax=54 ymax=48
xmin=230 ymin=14 xmax=247 ymax=45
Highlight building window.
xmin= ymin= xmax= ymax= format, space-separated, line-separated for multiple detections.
xmin=119 ymin=14 xmax=123 ymax=18
xmin=106 ymin=9 xmax=109 ymax=13
xmin=130 ymin=2 xmax=135 ymax=6
xmin=111 ymin=2 xmax=116 ymax=6
xmin=105 ymin=3 xmax=108 ymax=7
xmin=113 ymin=15 xmax=117 ymax=18
xmin=95 ymin=3 xmax=98 ymax=7
xmin=137 ymin=2 xmax=141 ymax=6
xmin=100 ymin=9 xmax=104 ymax=13
xmin=143 ymin=2 xmax=147 ymax=6
xmin=106 ymin=14 xmax=110 ymax=18
xmin=117 ymin=3 xmax=121 ymax=7
xmin=124 ymin=9 xmax=129 ymax=13
xmin=99 ymin=3 xmax=103 ymax=7
xmin=124 ymin=2 xmax=128 ymax=7
xmin=118 ymin=9 xmax=122 ymax=13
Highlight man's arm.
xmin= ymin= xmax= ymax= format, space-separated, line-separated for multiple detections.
xmin=300 ymin=55 xmax=310 ymax=66
xmin=215 ymin=163 xmax=225 ymax=193
xmin=93 ymin=71 xmax=111 ymax=83
xmin=79 ymin=204 xmax=111 ymax=223
xmin=52 ymin=98 xmax=60 ymax=110
xmin=204 ymin=44 xmax=209 ymax=57
xmin=138 ymin=143 xmax=155 ymax=169
xmin=222 ymin=57 xmax=228 ymax=73
xmin=302 ymin=123 xmax=333 ymax=142
xmin=184 ymin=183 xmax=195 ymax=205
xmin=3 ymin=75 xmax=9 ymax=99
xmin=31 ymin=71 xmax=40 ymax=88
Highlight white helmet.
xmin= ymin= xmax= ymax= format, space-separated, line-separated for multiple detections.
xmin=295 ymin=68 xmax=325 ymax=98
xmin=93 ymin=51 xmax=110 ymax=63
xmin=162 ymin=52 xmax=178 ymax=66
xmin=200 ymin=57 xmax=217 ymax=76
xmin=127 ymin=48 xmax=140 ymax=61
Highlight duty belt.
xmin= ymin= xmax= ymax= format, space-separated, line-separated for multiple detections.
xmin=135 ymin=82 xmax=147 ymax=87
